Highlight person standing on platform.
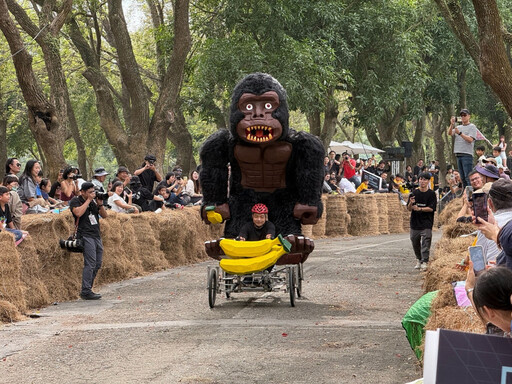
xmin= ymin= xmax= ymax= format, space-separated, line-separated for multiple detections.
xmin=448 ymin=109 xmax=477 ymax=188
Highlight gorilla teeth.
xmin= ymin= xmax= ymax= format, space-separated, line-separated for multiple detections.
xmin=246 ymin=126 xmax=273 ymax=142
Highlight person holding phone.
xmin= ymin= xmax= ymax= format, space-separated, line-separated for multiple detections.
xmin=448 ymin=109 xmax=478 ymax=188
xmin=407 ymin=172 xmax=437 ymax=270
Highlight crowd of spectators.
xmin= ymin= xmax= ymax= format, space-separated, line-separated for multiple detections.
xmin=1 ymin=155 xmax=204 ymax=245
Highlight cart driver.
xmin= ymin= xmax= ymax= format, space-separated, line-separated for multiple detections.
xmin=238 ymin=203 xmax=276 ymax=241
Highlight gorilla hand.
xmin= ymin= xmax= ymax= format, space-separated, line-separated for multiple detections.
xmin=293 ymin=203 xmax=319 ymax=225
xmin=284 ymin=234 xmax=315 ymax=255
xmin=201 ymin=203 xmax=231 ymax=225
xmin=204 ymin=239 xmax=225 ymax=260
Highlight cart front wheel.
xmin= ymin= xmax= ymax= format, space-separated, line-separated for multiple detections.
xmin=288 ymin=266 xmax=296 ymax=307
xmin=296 ymin=263 xmax=303 ymax=298
xmin=208 ymin=268 xmax=218 ymax=308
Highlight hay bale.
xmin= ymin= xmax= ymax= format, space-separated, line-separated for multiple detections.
xmin=0 ymin=231 xmax=26 ymax=316
xmin=387 ymin=194 xmax=403 ymax=233
xmin=422 ymin=236 xmax=473 ymax=292
xmin=442 ymin=222 xmax=475 ymax=239
xmin=401 ymin=203 xmax=411 ymax=233
xmin=346 ymin=194 xmax=379 ymax=236
xmin=312 ymin=195 xmax=328 ymax=238
xmin=438 ymin=197 xmax=463 ymax=225
xmin=301 ymin=225 xmax=313 ymax=237
xmin=425 ymin=306 xmax=485 ymax=334
xmin=325 ymin=195 xmax=349 ymax=237
xmin=374 ymin=194 xmax=389 ymax=235
xmin=0 ymin=300 xmax=24 ymax=322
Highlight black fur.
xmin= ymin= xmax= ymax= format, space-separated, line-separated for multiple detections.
xmin=200 ymin=73 xmax=324 ymax=238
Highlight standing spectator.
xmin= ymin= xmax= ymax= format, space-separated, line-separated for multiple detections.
xmin=133 ymin=154 xmax=162 ymax=191
xmin=405 ymin=165 xmax=413 ymax=185
xmin=70 ymin=182 xmax=107 ymax=300
xmin=498 ymin=135 xmax=507 ymax=164
xmin=365 ymin=157 xmax=376 ymax=174
xmin=407 ymin=172 xmax=437 ymax=270
xmin=5 ymin=158 xmax=21 ymax=177
xmin=374 ymin=160 xmax=388 ymax=177
xmin=475 ymin=145 xmax=487 ymax=166
xmin=429 ymin=160 xmax=440 ymax=191
xmin=493 ymin=146 xmax=503 ymax=168
xmin=17 ymin=159 xmax=44 ymax=213
xmin=0 ymin=186 xmax=28 ymax=245
xmin=327 ymin=151 xmax=339 ymax=175
xmin=341 ymin=152 xmax=360 ymax=187
xmin=2 ymin=175 xmax=22 ymax=230
xmin=323 ymin=156 xmax=330 ymax=176
xmin=91 ymin=167 xmax=109 ymax=192
xmin=380 ymin=172 xmax=389 ymax=190
xmin=413 ymin=159 xmax=424 ymax=177
xmin=448 ymin=109 xmax=477 ymax=188
xmin=183 ymin=170 xmax=203 ymax=205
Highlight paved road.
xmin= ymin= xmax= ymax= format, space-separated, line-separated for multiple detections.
xmin=0 ymin=231 xmax=441 ymax=384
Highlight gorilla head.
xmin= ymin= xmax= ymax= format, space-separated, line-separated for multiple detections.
xmin=230 ymin=73 xmax=289 ymax=144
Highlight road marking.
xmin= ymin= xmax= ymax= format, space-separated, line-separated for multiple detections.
xmin=333 ymin=238 xmax=405 ymax=255
xmin=65 ymin=318 xmax=403 ymax=331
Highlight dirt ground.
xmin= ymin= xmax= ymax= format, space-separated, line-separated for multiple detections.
xmin=0 ymin=231 xmax=440 ymax=384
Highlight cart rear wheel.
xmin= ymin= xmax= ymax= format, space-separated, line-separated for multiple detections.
xmin=296 ymin=263 xmax=303 ymax=298
xmin=288 ymin=266 xmax=296 ymax=307
xmin=208 ymin=268 xmax=217 ymax=308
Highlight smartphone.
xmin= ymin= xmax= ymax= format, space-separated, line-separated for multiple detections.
xmin=472 ymin=192 xmax=488 ymax=222
xmin=465 ymin=186 xmax=473 ymax=201
xmin=468 ymin=245 xmax=487 ymax=275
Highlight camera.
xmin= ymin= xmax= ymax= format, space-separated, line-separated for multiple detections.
xmin=94 ymin=187 xmax=109 ymax=201
xmin=147 ymin=159 xmax=155 ymax=165
xmin=344 ymin=156 xmax=349 ymax=160
xmin=60 ymin=238 xmax=81 ymax=249
xmin=456 ymin=117 xmax=462 ymax=124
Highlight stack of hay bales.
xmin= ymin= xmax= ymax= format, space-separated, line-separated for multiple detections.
xmin=374 ymin=194 xmax=389 ymax=235
xmin=438 ymin=197 xmax=463 ymax=225
xmin=0 ymin=208 xmax=224 ymax=322
xmin=312 ymin=195 xmax=328 ymax=238
xmin=346 ymin=194 xmax=379 ymax=236
xmin=325 ymin=195 xmax=350 ymax=237
xmin=402 ymin=204 xmax=411 ymax=232
xmin=387 ymin=194 xmax=403 ymax=233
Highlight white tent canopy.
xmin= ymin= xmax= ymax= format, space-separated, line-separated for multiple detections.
xmin=328 ymin=140 xmax=384 ymax=156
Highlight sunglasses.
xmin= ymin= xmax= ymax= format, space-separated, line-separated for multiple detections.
xmin=460 ymin=113 xmax=468 ymax=116
xmin=14 ymin=163 xmax=21 ymax=167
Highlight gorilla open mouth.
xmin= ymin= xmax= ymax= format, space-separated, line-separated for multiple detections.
xmin=245 ymin=125 xmax=274 ymax=142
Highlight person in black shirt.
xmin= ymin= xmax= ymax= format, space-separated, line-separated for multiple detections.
xmin=69 ymin=182 xmax=107 ymax=300
xmin=133 ymin=154 xmax=162 ymax=191
xmin=238 ymin=203 xmax=276 ymax=241
xmin=407 ymin=172 xmax=437 ymax=271
xmin=0 ymin=186 xmax=28 ymax=244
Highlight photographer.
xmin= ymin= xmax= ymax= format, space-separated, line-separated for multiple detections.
xmin=69 ymin=182 xmax=107 ymax=300
xmin=133 ymin=154 xmax=162 ymax=191
xmin=341 ymin=152 xmax=360 ymax=188
xmin=155 ymin=172 xmax=185 ymax=206
xmin=60 ymin=166 xmax=80 ymax=205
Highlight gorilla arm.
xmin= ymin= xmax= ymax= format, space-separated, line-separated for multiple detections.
xmin=199 ymin=129 xmax=231 ymax=224
xmin=290 ymin=131 xmax=325 ymax=224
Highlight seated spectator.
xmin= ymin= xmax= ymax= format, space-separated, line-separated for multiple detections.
xmin=133 ymin=154 xmax=162 ymax=191
xmin=0 ymin=186 xmax=28 ymax=245
xmin=39 ymin=178 xmax=63 ymax=208
xmin=380 ymin=172 xmax=389 ymax=190
xmin=183 ymin=170 xmax=202 ymax=205
xmin=464 ymin=266 xmax=512 ymax=335
xmin=2 ymin=175 xmax=22 ymax=230
xmin=338 ymin=177 xmax=357 ymax=194
xmin=328 ymin=172 xmax=341 ymax=193
xmin=149 ymin=184 xmax=170 ymax=212
xmin=482 ymin=157 xmax=498 ymax=167
xmin=499 ymin=165 xmax=510 ymax=180
xmin=456 ymin=170 xmax=484 ymax=220
xmin=17 ymin=159 xmax=45 ymax=214
xmin=475 ymin=145 xmax=487 ymax=166
xmin=322 ymin=173 xmax=334 ymax=194
xmin=60 ymin=166 xmax=80 ymax=205
xmin=355 ymin=178 xmax=369 ymax=194
xmin=5 ymin=157 xmax=21 ymax=177
xmin=405 ymin=165 xmax=413 ymax=185
xmin=156 ymin=172 xmax=185 ymax=206
xmin=113 ymin=166 xmax=132 ymax=187
xmin=129 ymin=175 xmax=164 ymax=212
xmin=91 ymin=167 xmax=109 ymax=193
xmin=49 ymin=181 xmax=62 ymax=201
xmin=107 ymin=181 xmax=139 ymax=214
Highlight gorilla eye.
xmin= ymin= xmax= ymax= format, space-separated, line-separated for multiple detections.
xmin=265 ymin=103 xmax=272 ymax=109
xmin=246 ymin=104 xmax=253 ymax=111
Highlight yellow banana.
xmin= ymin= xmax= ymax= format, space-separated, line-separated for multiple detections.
xmin=220 ymin=245 xmax=287 ymax=275
xmin=219 ymin=234 xmax=290 ymax=258
xmin=207 ymin=210 xmax=223 ymax=224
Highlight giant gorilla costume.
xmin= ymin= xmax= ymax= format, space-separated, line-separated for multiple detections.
xmin=200 ymin=73 xmax=324 ymax=238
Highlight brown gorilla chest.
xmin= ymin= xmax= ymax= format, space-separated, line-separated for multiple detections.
xmin=234 ymin=142 xmax=292 ymax=192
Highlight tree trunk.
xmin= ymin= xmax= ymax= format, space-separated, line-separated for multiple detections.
xmin=0 ymin=0 xmax=66 ymax=179
xmin=376 ymin=106 xmax=404 ymax=147
xmin=431 ymin=112 xmax=447 ymax=187
xmin=0 ymin=117 xmax=6 ymax=182
xmin=319 ymin=90 xmax=339 ymax=149
xmin=169 ymin=104 xmax=196 ymax=175
xmin=307 ymin=112 xmax=321 ymax=138
xmin=412 ymin=114 xmax=425 ymax=164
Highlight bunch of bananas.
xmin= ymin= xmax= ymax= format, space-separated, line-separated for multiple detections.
xmin=218 ymin=234 xmax=291 ymax=275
